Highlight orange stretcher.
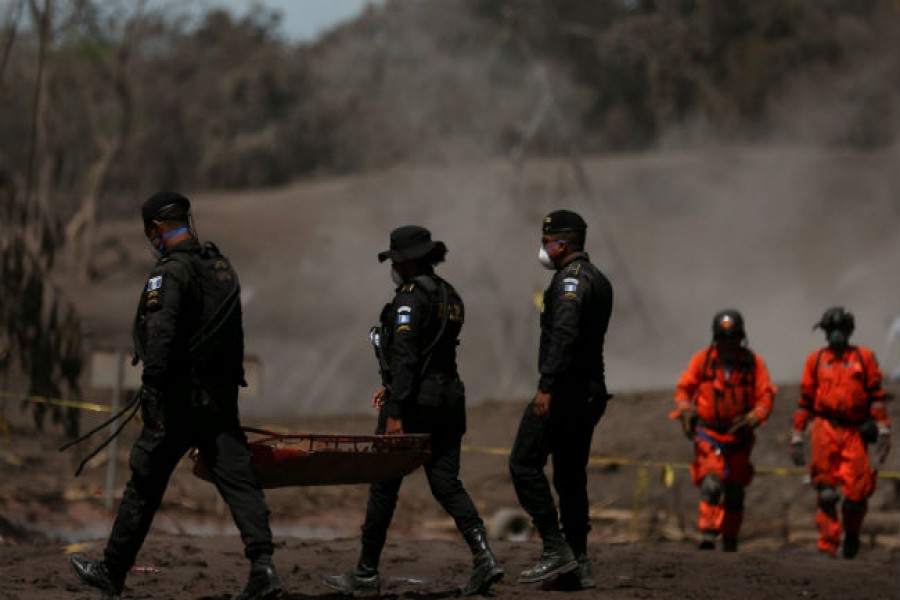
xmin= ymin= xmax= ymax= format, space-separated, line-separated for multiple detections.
xmin=191 ymin=427 xmax=431 ymax=488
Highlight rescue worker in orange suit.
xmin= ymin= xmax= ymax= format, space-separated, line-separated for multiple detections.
xmin=670 ymin=309 xmax=775 ymax=551
xmin=790 ymin=306 xmax=891 ymax=559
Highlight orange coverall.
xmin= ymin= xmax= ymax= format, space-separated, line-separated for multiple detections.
xmin=671 ymin=347 xmax=775 ymax=538
xmin=792 ymin=345 xmax=890 ymax=554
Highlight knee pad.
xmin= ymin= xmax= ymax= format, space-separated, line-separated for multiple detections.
xmin=817 ymin=486 xmax=839 ymax=511
xmin=723 ymin=484 xmax=745 ymax=510
xmin=842 ymin=498 xmax=867 ymax=514
xmin=700 ymin=474 xmax=722 ymax=504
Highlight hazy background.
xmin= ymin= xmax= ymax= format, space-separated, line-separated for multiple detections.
xmin=3 ymin=0 xmax=900 ymax=419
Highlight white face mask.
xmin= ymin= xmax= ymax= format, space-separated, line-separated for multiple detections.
xmin=538 ymin=247 xmax=555 ymax=270
xmin=391 ymin=267 xmax=404 ymax=285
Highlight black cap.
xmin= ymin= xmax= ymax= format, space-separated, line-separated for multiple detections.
xmin=378 ymin=225 xmax=447 ymax=263
xmin=814 ymin=306 xmax=855 ymax=333
xmin=141 ymin=192 xmax=191 ymax=230
xmin=542 ymin=209 xmax=587 ymax=234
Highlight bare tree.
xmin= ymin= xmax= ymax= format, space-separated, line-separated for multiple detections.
xmin=0 ymin=0 xmax=25 ymax=95
xmin=64 ymin=0 xmax=146 ymax=280
xmin=23 ymin=0 xmax=52 ymax=243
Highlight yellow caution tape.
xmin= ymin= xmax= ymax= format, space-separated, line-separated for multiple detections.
xmin=462 ymin=443 xmax=900 ymax=480
xmin=662 ymin=464 xmax=675 ymax=488
xmin=0 ymin=389 xmax=112 ymax=413
xmin=629 ymin=467 xmax=648 ymax=539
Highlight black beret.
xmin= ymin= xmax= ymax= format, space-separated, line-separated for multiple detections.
xmin=378 ymin=225 xmax=447 ymax=263
xmin=542 ymin=209 xmax=587 ymax=234
xmin=141 ymin=192 xmax=191 ymax=229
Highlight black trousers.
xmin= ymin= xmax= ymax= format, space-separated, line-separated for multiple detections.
xmin=360 ymin=411 xmax=482 ymax=564
xmin=104 ymin=406 xmax=273 ymax=574
xmin=509 ymin=390 xmax=606 ymax=552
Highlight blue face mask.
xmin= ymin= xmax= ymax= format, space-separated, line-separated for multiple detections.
xmin=149 ymin=227 xmax=189 ymax=258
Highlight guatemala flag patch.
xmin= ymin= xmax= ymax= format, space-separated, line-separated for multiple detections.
xmin=147 ymin=276 xmax=163 ymax=292
xmin=563 ymin=277 xmax=578 ymax=293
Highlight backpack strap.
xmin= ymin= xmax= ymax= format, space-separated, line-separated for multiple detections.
xmin=412 ymin=274 xmax=450 ymax=376
xmin=166 ymin=246 xmax=240 ymax=357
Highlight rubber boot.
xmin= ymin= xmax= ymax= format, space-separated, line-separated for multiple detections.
xmin=460 ymin=527 xmax=504 ymax=595
xmin=234 ymin=555 xmax=282 ymax=600
xmin=323 ymin=548 xmax=381 ymax=598
xmin=842 ymin=532 xmax=860 ymax=560
xmin=517 ymin=528 xmax=577 ymax=584
xmin=698 ymin=529 xmax=717 ymax=550
xmin=68 ymin=553 xmax=125 ymax=597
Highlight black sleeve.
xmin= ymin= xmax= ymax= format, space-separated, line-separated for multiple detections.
xmin=140 ymin=260 xmax=190 ymax=391
xmin=538 ymin=272 xmax=585 ymax=392
xmin=382 ymin=287 xmax=430 ymax=418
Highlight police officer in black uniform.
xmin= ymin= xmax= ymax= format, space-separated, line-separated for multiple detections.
xmin=509 ymin=209 xmax=613 ymax=591
xmin=69 ymin=192 xmax=281 ymax=600
xmin=324 ymin=225 xmax=503 ymax=597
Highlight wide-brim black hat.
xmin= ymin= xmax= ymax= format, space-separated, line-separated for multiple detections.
xmin=378 ymin=225 xmax=447 ymax=263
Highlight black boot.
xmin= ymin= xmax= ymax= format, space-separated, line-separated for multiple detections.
xmin=698 ymin=530 xmax=717 ymax=550
xmin=323 ymin=549 xmax=380 ymax=598
xmin=541 ymin=553 xmax=596 ymax=591
xmin=460 ymin=527 xmax=504 ymax=596
xmin=517 ymin=531 xmax=577 ymax=584
xmin=68 ymin=553 xmax=125 ymax=596
xmin=234 ymin=555 xmax=282 ymax=600
xmin=842 ymin=532 xmax=860 ymax=559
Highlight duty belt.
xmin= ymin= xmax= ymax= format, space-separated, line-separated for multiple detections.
xmin=695 ymin=425 xmax=751 ymax=477
xmin=697 ymin=419 xmax=731 ymax=434
xmin=813 ymin=411 xmax=865 ymax=428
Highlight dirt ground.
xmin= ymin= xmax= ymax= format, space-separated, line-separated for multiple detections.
xmin=2 ymin=385 xmax=900 ymax=599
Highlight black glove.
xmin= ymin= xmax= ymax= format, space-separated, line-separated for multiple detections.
xmin=679 ymin=409 xmax=697 ymax=441
xmin=140 ymin=385 xmax=165 ymax=431
xmin=789 ymin=431 xmax=805 ymax=467
xmin=876 ymin=424 xmax=891 ymax=465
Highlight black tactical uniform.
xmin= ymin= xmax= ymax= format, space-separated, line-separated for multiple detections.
xmin=105 ymin=238 xmax=274 ymax=571
xmin=326 ymin=225 xmax=502 ymax=597
xmin=362 ymin=273 xmax=477 ymax=553
xmin=510 ymin=210 xmax=613 ymax=588
xmin=69 ymin=193 xmax=278 ymax=600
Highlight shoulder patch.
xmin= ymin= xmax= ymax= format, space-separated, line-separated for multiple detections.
xmin=396 ymin=305 xmax=413 ymax=329
xmin=562 ymin=279 xmax=579 ymax=294
xmin=144 ymin=274 xmax=164 ymax=311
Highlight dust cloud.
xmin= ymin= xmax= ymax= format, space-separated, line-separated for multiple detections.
xmin=70 ymin=7 xmax=900 ymax=418
xmin=161 ymin=144 xmax=900 ymax=418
